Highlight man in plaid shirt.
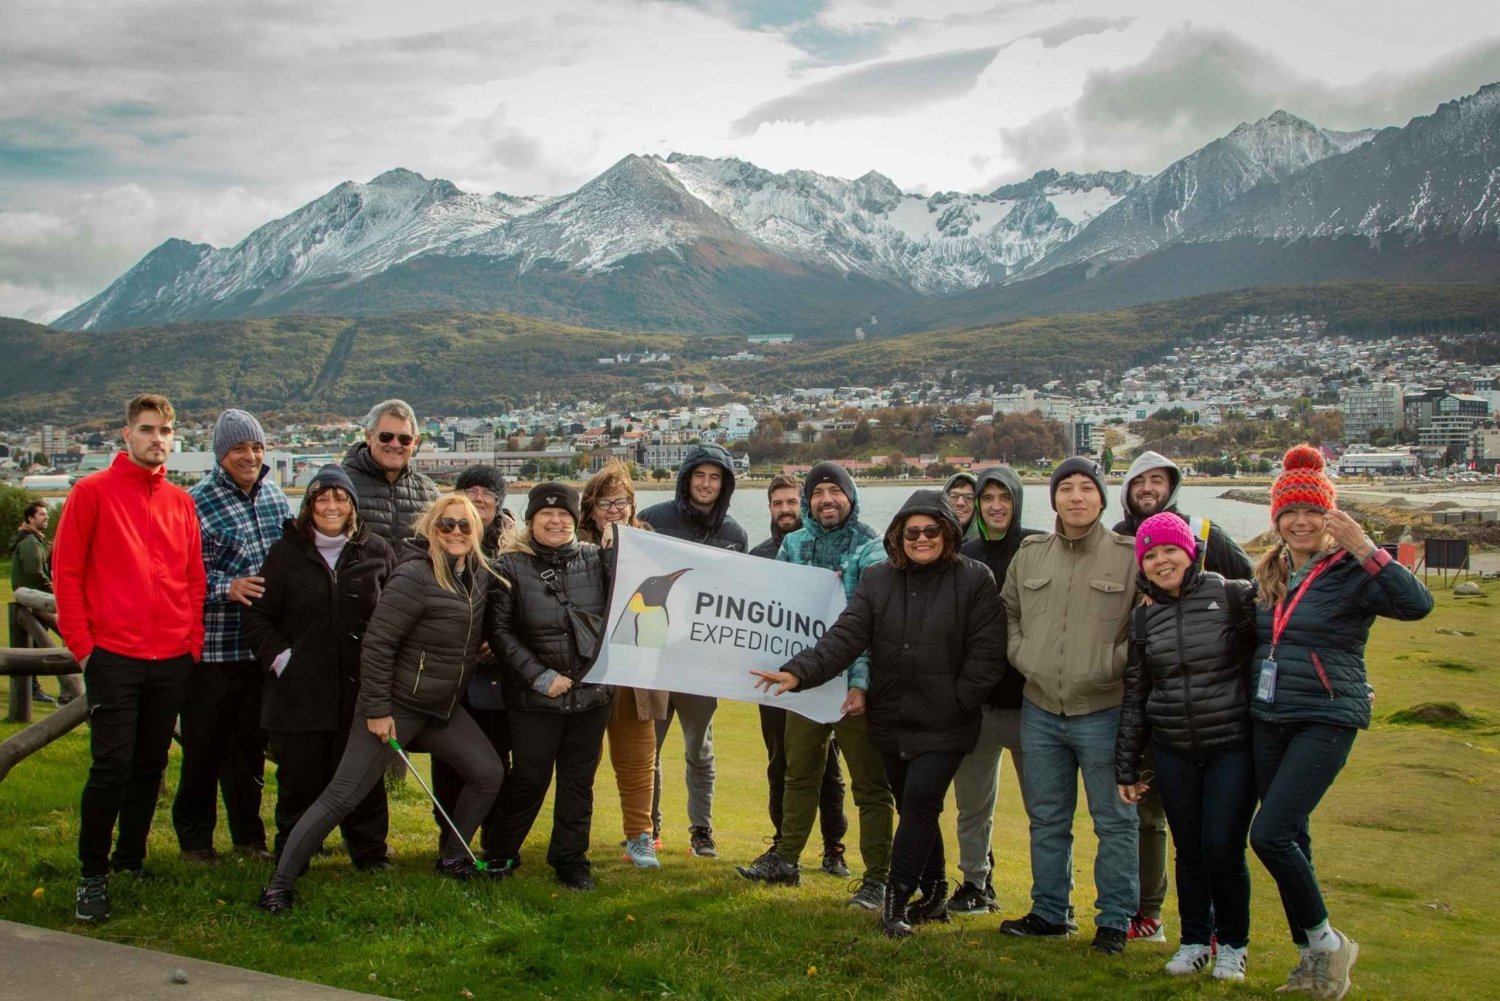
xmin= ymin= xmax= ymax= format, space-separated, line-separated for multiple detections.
xmin=173 ymin=409 xmax=293 ymax=863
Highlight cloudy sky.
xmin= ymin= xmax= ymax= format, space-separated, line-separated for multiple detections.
xmin=3 ymin=0 xmax=1497 ymax=322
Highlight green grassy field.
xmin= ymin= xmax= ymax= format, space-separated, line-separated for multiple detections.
xmin=3 ymin=563 xmax=1498 ymax=1000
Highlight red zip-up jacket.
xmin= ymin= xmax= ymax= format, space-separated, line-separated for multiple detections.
xmin=53 ymin=452 xmax=206 ymax=664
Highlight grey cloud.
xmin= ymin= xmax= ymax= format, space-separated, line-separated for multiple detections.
xmin=1022 ymin=15 xmax=1135 ymax=48
xmin=733 ymin=45 xmax=1001 ymax=134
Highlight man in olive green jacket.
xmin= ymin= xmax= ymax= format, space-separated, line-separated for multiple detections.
xmin=997 ymin=457 xmax=1139 ymax=955
xmin=9 ymin=499 xmax=79 ymax=703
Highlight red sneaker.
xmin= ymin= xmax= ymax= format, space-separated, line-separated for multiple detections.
xmin=1128 ymin=914 xmax=1166 ymax=942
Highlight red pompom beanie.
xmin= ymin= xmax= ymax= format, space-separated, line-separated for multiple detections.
xmin=1270 ymin=444 xmax=1336 ymax=523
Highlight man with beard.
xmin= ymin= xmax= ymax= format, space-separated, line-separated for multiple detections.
xmin=748 ymin=474 xmax=849 ymax=877
xmin=1113 ymin=451 xmax=1252 ymax=943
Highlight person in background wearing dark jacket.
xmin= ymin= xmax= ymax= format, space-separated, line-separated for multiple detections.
xmin=1115 ymin=512 xmax=1259 ymax=983
xmin=1247 ymin=446 xmax=1432 ymax=999
xmin=638 ymin=441 xmax=747 ymax=857
xmin=943 ymin=471 xmax=980 ymax=541
xmin=9 ymin=500 xmax=79 ymax=704
xmin=431 ymin=463 xmax=512 ymax=862
xmin=487 ymin=483 xmax=615 ymax=890
xmin=754 ymin=490 xmax=1005 ymax=938
xmin=949 ymin=465 xmax=1038 ymax=915
xmin=174 ymin=409 xmax=292 ymax=865
xmin=1113 ymin=450 xmax=1253 ymax=942
xmin=747 ymin=473 xmax=849 ymax=878
xmin=52 ymin=393 xmax=205 ymax=923
xmin=255 ymin=494 xmax=504 ymax=914
xmin=242 ymin=465 xmax=396 ymax=869
xmin=341 ymin=399 xmax=440 ymax=545
xmin=580 ymin=461 xmax=666 ymax=870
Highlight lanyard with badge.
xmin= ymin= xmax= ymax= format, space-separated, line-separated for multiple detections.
xmin=1256 ymin=551 xmax=1346 ymax=702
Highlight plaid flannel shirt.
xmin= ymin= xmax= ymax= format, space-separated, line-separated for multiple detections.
xmin=190 ymin=464 xmax=293 ymax=663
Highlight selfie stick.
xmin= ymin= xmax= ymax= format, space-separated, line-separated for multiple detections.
xmin=387 ymin=738 xmax=489 ymax=872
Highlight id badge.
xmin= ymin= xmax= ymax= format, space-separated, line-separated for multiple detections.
xmin=1255 ymin=659 xmax=1278 ymax=702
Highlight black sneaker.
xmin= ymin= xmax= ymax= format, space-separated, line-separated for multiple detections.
xmin=353 ymin=857 xmax=392 ymax=873
xmin=999 ymin=912 xmax=1071 ymax=938
xmin=847 ymin=878 xmax=885 ymax=910
xmin=74 ymin=875 xmax=109 ymax=922
xmin=820 ymin=843 xmax=851 ymax=878
xmin=1092 ymin=926 xmax=1128 ymax=955
xmin=435 ymin=857 xmax=477 ymax=881
xmin=32 ymin=686 xmax=58 ymax=706
xmin=688 ymin=826 xmax=717 ymax=858
xmin=949 ymin=881 xmax=999 ymax=915
xmin=735 ymin=850 xmax=801 ymax=886
xmin=557 ymin=866 xmax=596 ymax=891
xmin=255 ymin=885 xmax=295 ymax=915
xmin=907 ymin=878 xmax=951 ymax=924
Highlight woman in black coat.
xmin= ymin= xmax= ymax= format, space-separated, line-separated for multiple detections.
xmin=1114 ymin=512 xmax=1258 ymax=982
xmin=242 ymin=464 xmax=396 ymax=869
xmin=255 ymin=493 xmax=504 ymax=913
xmin=754 ymin=490 xmax=1005 ymax=938
xmin=486 ymin=482 xmax=615 ymax=891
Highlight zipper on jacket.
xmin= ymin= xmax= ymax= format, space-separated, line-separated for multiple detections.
xmin=1175 ymin=605 xmax=1203 ymax=755
xmin=1310 ymin=650 xmax=1334 ymax=697
xmin=413 ymin=651 xmax=426 ymax=694
xmin=446 ymin=578 xmax=476 ymax=719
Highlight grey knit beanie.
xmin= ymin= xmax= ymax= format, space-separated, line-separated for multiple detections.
xmin=213 ymin=409 xmax=267 ymax=463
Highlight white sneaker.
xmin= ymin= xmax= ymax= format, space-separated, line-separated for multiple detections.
xmin=1163 ymin=943 xmax=1213 ymax=976
xmin=1213 ymin=943 xmax=1248 ymax=981
xmin=622 ymin=832 xmax=661 ymax=869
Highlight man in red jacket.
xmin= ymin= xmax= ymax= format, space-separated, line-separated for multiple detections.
xmin=52 ymin=393 xmax=206 ymax=923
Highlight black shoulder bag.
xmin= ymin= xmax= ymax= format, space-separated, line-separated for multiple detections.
xmin=540 ymin=567 xmax=604 ymax=664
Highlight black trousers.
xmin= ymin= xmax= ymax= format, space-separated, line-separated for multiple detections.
xmin=266 ymin=729 xmax=390 ymax=864
xmin=171 ymin=659 xmax=268 ymax=851
xmin=78 ymin=649 xmax=193 ymax=878
xmin=491 ymin=704 xmax=611 ymax=872
xmin=882 ymin=750 xmax=966 ymax=891
xmin=431 ymin=705 xmax=510 ymax=853
xmin=758 ymin=704 xmax=848 ymax=848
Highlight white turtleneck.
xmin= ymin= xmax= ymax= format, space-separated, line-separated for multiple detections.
xmin=314 ymin=530 xmax=349 ymax=570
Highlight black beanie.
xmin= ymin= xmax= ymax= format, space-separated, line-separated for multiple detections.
xmin=1049 ymin=456 xmax=1107 ymax=512
xmin=803 ymin=460 xmax=857 ymax=507
xmin=456 ymin=464 xmax=507 ymax=499
xmin=305 ymin=464 xmax=358 ymax=509
xmin=525 ymin=481 xmax=580 ymax=524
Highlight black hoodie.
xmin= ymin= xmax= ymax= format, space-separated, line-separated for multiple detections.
xmin=638 ymin=442 xmax=748 ymax=551
xmin=959 ymin=466 xmax=1039 ymax=709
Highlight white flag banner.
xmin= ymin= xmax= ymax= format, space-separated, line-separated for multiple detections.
xmin=581 ymin=526 xmax=849 ymax=724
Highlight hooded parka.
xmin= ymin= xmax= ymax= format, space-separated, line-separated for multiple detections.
xmin=1114 ymin=451 xmax=1252 ymax=580
xmin=637 ymin=442 xmax=748 ymax=551
xmin=959 ymin=465 xmax=1041 ymax=710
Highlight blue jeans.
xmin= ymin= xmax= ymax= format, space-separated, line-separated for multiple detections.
xmin=1250 ymin=719 xmax=1357 ymax=945
xmin=1152 ymin=739 xmax=1257 ymax=948
xmin=1021 ymin=699 xmax=1139 ymax=931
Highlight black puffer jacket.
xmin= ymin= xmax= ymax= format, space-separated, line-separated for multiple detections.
xmin=638 ymin=442 xmax=748 ymax=551
xmin=1114 ymin=567 xmax=1258 ymax=784
xmin=243 ymin=523 xmax=395 ymax=732
xmin=341 ymin=443 xmax=441 ymax=545
xmin=490 ymin=540 xmax=614 ymax=714
xmin=958 ymin=465 xmax=1039 ymax=710
xmin=355 ymin=539 xmax=491 ymax=721
xmin=783 ymin=492 xmax=1006 ymax=759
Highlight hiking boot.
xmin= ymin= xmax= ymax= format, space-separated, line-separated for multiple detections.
xmin=688 ymin=826 xmax=717 ymax=858
xmin=948 ymin=881 xmax=998 ymax=915
xmin=234 ymin=842 xmax=276 ymax=863
xmin=1000 ymin=912 xmax=1071 ymax=938
xmin=734 ymin=850 xmax=801 ymax=886
xmin=255 ymin=885 xmax=295 ymax=915
xmin=1309 ymin=933 xmax=1358 ymax=1000
xmin=1213 ymin=943 xmax=1248 ymax=982
xmin=820 ymin=843 xmax=850 ymax=878
xmin=557 ymin=866 xmax=596 ymax=891
xmin=1128 ymin=913 xmax=1166 ymax=942
xmin=622 ymin=832 xmax=661 ymax=870
xmin=882 ymin=882 xmax=914 ymax=939
xmin=435 ymin=857 xmax=478 ymax=881
xmin=1092 ymin=926 xmax=1127 ymax=955
xmin=180 ymin=847 xmax=220 ymax=866
xmin=1164 ymin=943 xmax=1213 ymax=976
xmin=907 ymin=878 xmax=951 ymax=924
xmin=74 ymin=875 xmax=109 ymax=922
xmin=1275 ymin=953 xmax=1314 ymax=994
xmin=848 ymin=878 xmax=885 ymax=910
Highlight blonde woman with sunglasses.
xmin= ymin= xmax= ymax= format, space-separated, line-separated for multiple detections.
xmin=256 ymin=494 xmax=504 ymax=913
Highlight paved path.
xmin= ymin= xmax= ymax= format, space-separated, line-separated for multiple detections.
xmin=0 ymin=919 xmax=384 ymax=1001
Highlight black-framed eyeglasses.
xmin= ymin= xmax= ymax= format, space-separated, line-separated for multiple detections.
xmin=902 ymin=525 xmax=944 ymax=541
xmin=436 ymin=517 xmax=472 ymax=536
xmin=596 ymin=498 xmax=631 ymax=512
xmin=946 ymin=491 xmax=975 ymax=504
xmin=377 ymin=431 xmax=415 ymax=446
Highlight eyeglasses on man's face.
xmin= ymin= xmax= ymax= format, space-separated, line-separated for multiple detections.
xmin=377 ymin=431 xmax=415 ymax=447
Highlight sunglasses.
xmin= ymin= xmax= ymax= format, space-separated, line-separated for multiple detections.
xmin=596 ymin=498 xmax=631 ymax=512
xmin=902 ymin=524 xmax=944 ymax=541
xmin=377 ymin=431 xmax=415 ymax=446
xmin=436 ymin=517 xmax=473 ymax=536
